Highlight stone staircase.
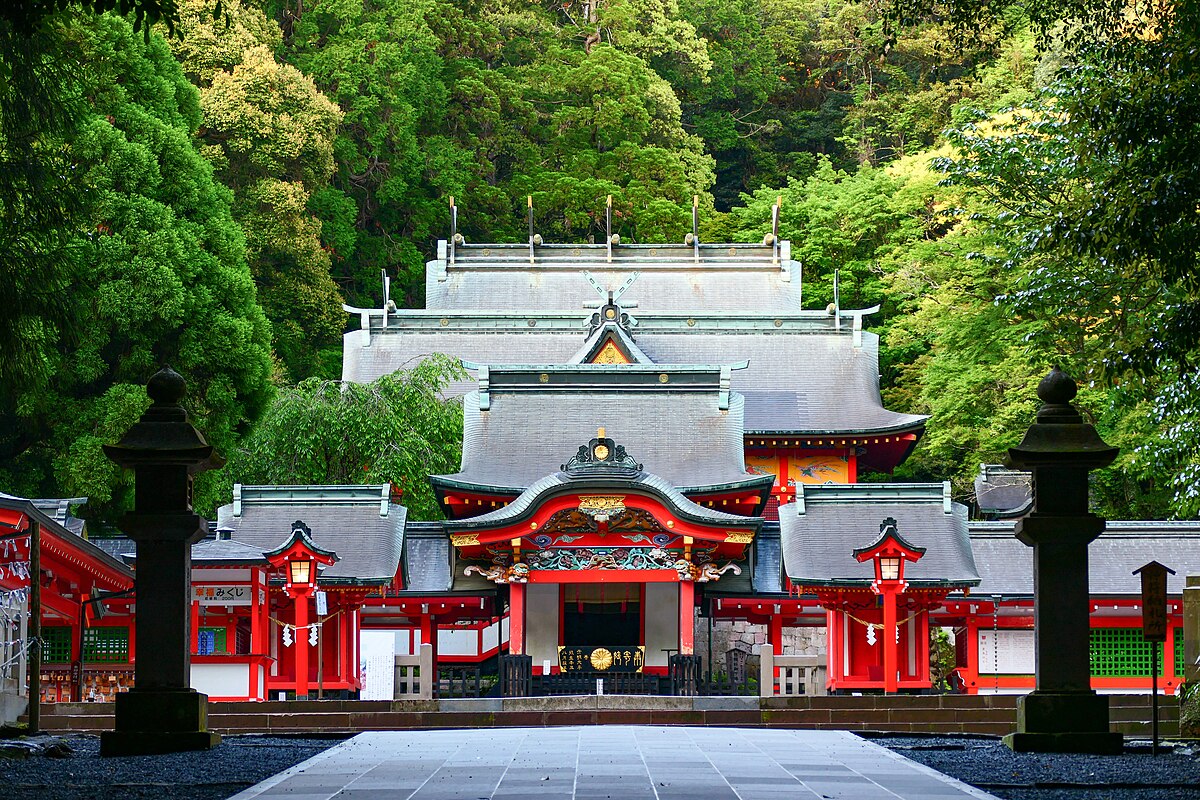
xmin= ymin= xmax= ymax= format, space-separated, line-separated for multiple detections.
xmin=29 ymin=694 xmax=1180 ymax=737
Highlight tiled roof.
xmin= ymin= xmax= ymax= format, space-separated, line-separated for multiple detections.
xmin=342 ymin=316 xmax=925 ymax=437
xmin=965 ymin=520 xmax=1200 ymax=597
xmin=440 ymin=387 xmax=760 ymax=492
xmin=973 ymin=465 xmax=1032 ymax=517
xmin=400 ymin=522 xmax=454 ymax=593
xmin=443 ymin=469 xmax=763 ymax=532
xmin=777 ymin=483 xmax=980 ymax=588
xmin=215 ymin=485 xmax=406 ymax=585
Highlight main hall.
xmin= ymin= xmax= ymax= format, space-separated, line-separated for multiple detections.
xmin=3 ymin=231 xmax=1198 ymax=704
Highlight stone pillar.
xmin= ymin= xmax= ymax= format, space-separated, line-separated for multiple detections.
xmin=1185 ymin=576 xmax=1200 ymax=685
xmin=100 ymin=367 xmax=221 ymax=756
xmin=1002 ymin=367 xmax=1122 ymax=754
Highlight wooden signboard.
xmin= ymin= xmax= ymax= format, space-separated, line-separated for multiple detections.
xmin=1133 ymin=561 xmax=1175 ymax=642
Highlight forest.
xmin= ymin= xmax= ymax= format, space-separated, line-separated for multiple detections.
xmin=1 ymin=0 xmax=1197 ymax=524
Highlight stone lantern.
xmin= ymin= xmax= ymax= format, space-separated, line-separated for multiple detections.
xmin=1003 ymin=366 xmax=1122 ymax=754
xmin=100 ymin=367 xmax=221 ymax=756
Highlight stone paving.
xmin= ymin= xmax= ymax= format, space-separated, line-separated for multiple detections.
xmin=229 ymin=726 xmax=999 ymax=800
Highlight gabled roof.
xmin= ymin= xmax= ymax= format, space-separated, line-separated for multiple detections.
xmin=569 ymin=322 xmax=654 ymax=365
xmin=0 ymin=494 xmax=133 ymax=587
xmin=777 ymin=483 xmax=980 ymax=588
xmin=964 ymin=520 xmax=1200 ymax=597
xmin=434 ymin=376 xmax=766 ymax=494
xmin=215 ymin=484 xmax=406 ymax=586
xmin=0 ymin=491 xmax=88 ymax=536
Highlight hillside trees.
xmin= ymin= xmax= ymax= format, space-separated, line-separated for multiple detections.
xmin=172 ymin=0 xmax=345 ymax=379
xmin=0 ymin=12 xmax=274 ymax=518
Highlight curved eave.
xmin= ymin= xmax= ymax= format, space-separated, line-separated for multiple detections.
xmin=794 ymin=578 xmax=981 ymax=589
xmin=432 ymin=473 xmax=774 ymax=500
xmin=269 ymin=576 xmax=392 ymax=588
xmin=444 ymin=474 xmax=762 ymax=534
xmin=744 ymin=420 xmax=928 ymax=437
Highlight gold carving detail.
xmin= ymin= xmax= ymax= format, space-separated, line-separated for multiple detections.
xmin=578 ymin=495 xmax=626 ymax=516
xmin=724 ymin=532 xmax=754 ymax=544
xmin=592 ymin=340 xmax=630 ymax=364
xmin=589 ymin=647 xmax=614 ymax=671
xmin=451 ymin=533 xmax=480 ymax=547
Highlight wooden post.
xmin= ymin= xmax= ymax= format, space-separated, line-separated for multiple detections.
xmin=883 ymin=589 xmax=898 ymax=693
xmin=28 ymin=519 xmax=41 ymax=734
xmin=294 ymin=595 xmax=309 ymax=700
xmin=509 ymin=584 xmax=525 ymax=655
xmin=679 ymin=581 xmax=694 ymax=655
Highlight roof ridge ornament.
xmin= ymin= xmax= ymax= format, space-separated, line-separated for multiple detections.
xmin=562 ymin=427 xmax=643 ymax=476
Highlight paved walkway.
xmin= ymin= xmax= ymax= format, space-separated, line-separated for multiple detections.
xmin=229 ymin=726 xmax=999 ymax=800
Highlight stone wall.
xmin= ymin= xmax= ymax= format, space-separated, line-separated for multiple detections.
xmin=693 ymin=613 xmax=825 ymax=671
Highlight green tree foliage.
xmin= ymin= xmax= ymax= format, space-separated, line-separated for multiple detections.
xmin=225 ymin=355 xmax=465 ymax=520
xmin=173 ymin=0 xmax=345 ymax=379
xmin=0 ymin=12 xmax=273 ymax=519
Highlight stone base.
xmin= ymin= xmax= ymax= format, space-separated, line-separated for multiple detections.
xmin=1003 ymin=731 xmax=1124 ymax=754
xmin=100 ymin=689 xmax=220 ymax=757
xmin=100 ymin=730 xmax=222 ymax=757
xmin=1002 ymin=690 xmax=1123 ymax=754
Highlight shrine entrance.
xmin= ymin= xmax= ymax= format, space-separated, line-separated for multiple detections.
xmin=562 ymin=583 xmax=640 ymax=647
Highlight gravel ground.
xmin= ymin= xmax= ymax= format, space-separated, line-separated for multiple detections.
xmin=0 ymin=734 xmax=342 ymax=800
xmin=4 ymin=731 xmax=1199 ymax=800
xmin=872 ymin=734 xmax=1200 ymax=800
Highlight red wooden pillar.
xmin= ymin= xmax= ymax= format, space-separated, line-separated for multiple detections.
xmin=883 ymin=589 xmax=898 ymax=693
xmin=679 ymin=580 xmax=695 ymax=655
xmin=965 ymin=617 xmax=980 ymax=694
xmin=294 ymin=594 xmax=310 ymax=699
xmin=768 ymin=614 xmax=783 ymax=654
xmin=249 ymin=571 xmax=261 ymax=654
xmin=826 ymin=609 xmax=841 ymax=691
xmin=337 ymin=602 xmax=349 ymax=684
xmin=509 ymin=584 xmax=526 ymax=655
xmin=190 ymin=600 xmax=200 ymax=654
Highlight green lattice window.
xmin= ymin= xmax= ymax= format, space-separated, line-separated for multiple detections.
xmin=82 ymin=626 xmax=129 ymax=663
xmin=1090 ymin=627 xmax=1163 ymax=677
xmin=42 ymin=626 xmax=72 ymax=663
xmin=198 ymin=627 xmax=227 ymax=655
xmin=1176 ymin=626 xmax=1186 ymax=677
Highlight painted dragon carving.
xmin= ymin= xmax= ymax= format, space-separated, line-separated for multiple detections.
xmin=674 ymin=559 xmax=742 ymax=583
xmin=463 ymin=562 xmax=529 ymax=584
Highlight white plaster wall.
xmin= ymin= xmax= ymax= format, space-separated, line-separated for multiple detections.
xmin=190 ymin=663 xmax=249 ymax=698
xmin=438 ymin=628 xmax=478 ymax=656
xmin=644 ymin=583 xmax=679 ymax=667
xmin=525 ymin=584 xmax=560 ymax=671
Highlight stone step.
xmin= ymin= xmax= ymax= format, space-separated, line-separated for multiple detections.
xmin=28 ymin=694 xmax=1179 ymax=737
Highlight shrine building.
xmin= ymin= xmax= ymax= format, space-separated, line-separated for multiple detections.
xmin=5 ymin=234 xmax=1200 ymax=713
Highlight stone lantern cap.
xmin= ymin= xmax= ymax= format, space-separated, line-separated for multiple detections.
xmin=103 ymin=367 xmax=220 ymax=471
xmin=1006 ymin=366 xmax=1117 ymax=471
